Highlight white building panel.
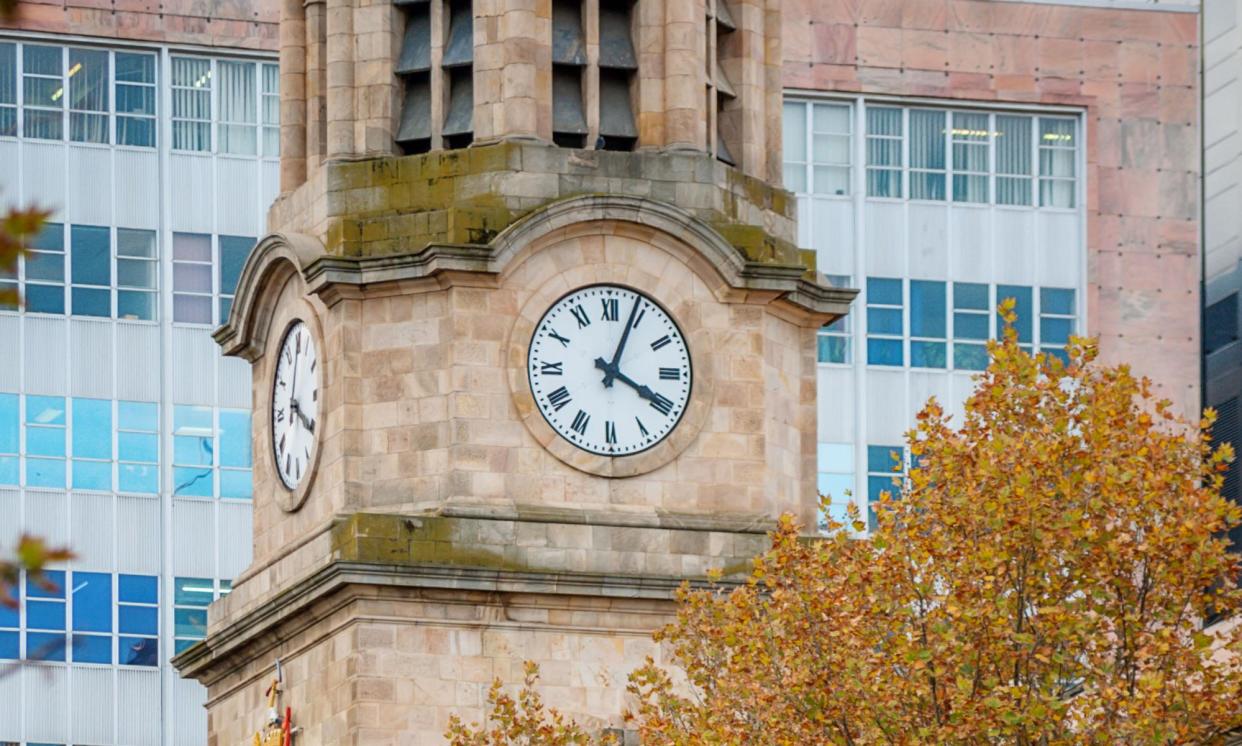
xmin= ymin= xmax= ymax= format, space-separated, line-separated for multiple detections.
xmin=949 ymin=206 xmax=990 ymax=282
xmin=70 ymin=318 xmax=114 ymax=399
xmin=218 ymin=355 xmax=253 ymax=409
xmin=21 ymin=142 xmax=66 ymax=220
xmin=0 ymin=141 xmax=18 ymax=210
xmin=907 ymin=370 xmax=951 ymax=423
xmin=24 ymin=316 xmax=68 ymax=395
xmin=816 ymin=367 xmax=854 ymax=443
xmin=218 ymin=500 xmax=254 ymax=579
xmin=118 ymin=668 xmax=161 ymax=746
xmin=948 ymin=372 xmax=977 ymax=427
xmin=907 ymin=204 xmax=949 ymax=280
xmin=865 ymin=369 xmax=907 ymax=445
xmin=992 ymin=209 xmax=1036 ymax=284
xmin=71 ymin=492 xmax=114 ymax=570
xmin=115 ymin=322 xmax=162 ymax=402
xmin=217 ymin=157 xmax=261 ymax=236
xmin=23 ymin=663 xmax=69 ymax=743
xmin=71 ymin=665 xmax=114 ymax=745
xmin=810 ymin=199 xmax=853 ymax=277
xmin=173 ymin=675 xmax=209 ymax=746
xmin=172 ymin=499 xmax=216 ymax=577
xmin=116 ymin=495 xmax=161 ymax=575
xmin=24 ymin=490 xmax=69 ymax=549
xmin=68 ymin=146 xmax=113 ymax=227
xmin=170 ymin=154 xmax=216 ymax=233
xmin=864 ymin=202 xmax=904 ymax=278
xmin=0 ymin=316 xmax=20 ymax=392
xmin=115 ymin=149 xmax=161 ymax=230
xmin=0 ymin=662 xmax=20 ymax=741
xmin=171 ymin=327 xmax=218 ymax=405
xmin=262 ymin=160 xmax=280 ymax=220
xmin=0 ymin=489 xmax=18 ymax=540
xmin=1036 ymin=211 xmax=1082 ymax=289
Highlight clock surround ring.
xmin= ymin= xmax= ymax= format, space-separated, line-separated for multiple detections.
xmin=265 ymin=301 xmax=326 ymax=513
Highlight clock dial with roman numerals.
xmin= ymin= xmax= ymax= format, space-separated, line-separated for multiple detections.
xmin=528 ymin=285 xmax=692 ymax=456
xmin=271 ymin=320 xmax=320 ymax=490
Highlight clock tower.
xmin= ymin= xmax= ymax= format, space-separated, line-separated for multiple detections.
xmin=174 ymin=0 xmax=855 ymax=740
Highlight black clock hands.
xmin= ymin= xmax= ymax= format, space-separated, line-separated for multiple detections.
xmin=600 ymin=296 xmax=642 ymax=388
xmin=291 ymin=402 xmax=315 ymax=433
xmin=593 ymin=358 xmax=659 ymax=404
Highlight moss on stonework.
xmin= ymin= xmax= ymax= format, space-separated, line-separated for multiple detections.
xmin=315 ymin=141 xmax=806 ymax=271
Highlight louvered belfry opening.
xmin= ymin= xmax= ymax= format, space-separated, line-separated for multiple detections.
xmin=395 ymin=0 xmax=432 ymax=154
xmin=709 ymin=0 xmax=737 ymax=165
xmin=442 ymin=0 xmax=475 ymax=149
xmin=597 ymin=0 xmax=637 ymax=151
xmin=552 ymin=0 xmax=588 ymax=148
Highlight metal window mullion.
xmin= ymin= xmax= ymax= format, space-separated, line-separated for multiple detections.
xmin=1033 ymin=114 xmax=1042 ymax=207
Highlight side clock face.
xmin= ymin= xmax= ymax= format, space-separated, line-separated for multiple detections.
xmin=528 ymin=285 xmax=692 ymax=456
xmin=271 ymin=320 xmax=319 ymax=490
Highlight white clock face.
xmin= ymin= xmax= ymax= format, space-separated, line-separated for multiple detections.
xmin=528 ymin=285 xmax=692 ymax=456
xmin=271 ymin=320 xmax=319 ymax=490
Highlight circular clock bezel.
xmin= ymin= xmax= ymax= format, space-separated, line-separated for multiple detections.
xmin=267 ymin=313 xmax=324 ymax=511
xmin=526 ymin=283 xmax=694 ymax=458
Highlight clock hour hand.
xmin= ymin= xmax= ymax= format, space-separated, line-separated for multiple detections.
xmin=601 ymin=297 xmax=642 ymax=388
xmin=290 ymin=400 xmax=315 ymax=433
xmin=594 ymin=358 xmax=658 ymax=404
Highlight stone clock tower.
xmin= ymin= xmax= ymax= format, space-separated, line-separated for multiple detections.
xmin=174 ymin=0 xmax=855 ymax=740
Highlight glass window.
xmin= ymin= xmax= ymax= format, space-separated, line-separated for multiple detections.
xmin=262 ymin=63 xmax=279 ymax=157
xmin=115 ymin=52 xmax=156 ymax=148
xmin=908 ymin=109 xmax=946 ymax=201
xmin=866 ymin=277 xmax=903 ymax=366
xmin=1039 ymin=287 xmax=1076 ymax=364
xmin=25 ymin=395 xmax=66 ymax=489
xmin=23 ymin=44 xmax=63 ymax=141
xmin=118 ymin=401 xmax=158 ymax=494
xmin=951 ymin=111 xmax=988 ymax=203
xmin=173 ymin=405 xmax=214 ymax=497
xmin=0 ymin=575 xmax=17 ymax=658
xmin=218 ymin=235 xmax=254 ymax=324
xmin=26 ymin=569 xmax=66 ymax=662
xmin=909 ymin=280 xmax=946 ymax=369
xmin=117 ymin=228 xmax=158 ymax=320
xmin=71 ymin=571 xmax=111 ymax=663
xmin=1039 ymin=117 xmax=1076 ymax=208
xmin=816 ymin=442 xmax=854 ymax=528
xmin=867 ymin=445 xmax=903 ymax=532
xmin=68 ymin=48 xmax=109 ymax=144
xmin=218 ymin=409 xmax=252 ymax=499
xmin=173 ymin=577 xmax=214 ymax=653
xmin=995 ymin=114 xmax=1032 ymax=206
xmin=0 ymin=42 xmax=16 ymax=137
xmin=811 ymin=102 xmax=850 ymax=196
xmin=172 ymin=56 xmax=211 ymax=151
xmin=72 ymin=397 xmax=112 ymax=491
xmin=218 ymin=60 xmax=257 ymax=155
xmin=70 ymin=225 xmax=111 ymax=318
xmin=118 ymin=574 xmax=158 ymax=666
xmin=953 ymin=282 xmax=990 ymax=371
xmin=865 ymin=106 xmax=902 ymax=198
xmin=26 ymin=222 xmax=66 ymax=315
xmin=997 ymin=284 xmax=1033 ymax=351
xmin=818 ymin=316 xmax=850 ymax=364
xmin=173 ymin=232 xmax=213 ymax=324
xmin=782 ymin=101 xmax=807 ymax=193
xmin=0 ymin=393 xmax=17 ymax=486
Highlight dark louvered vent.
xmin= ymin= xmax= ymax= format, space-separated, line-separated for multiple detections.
xmin=395 ymin=0 xmax=431 ymax=154
xmin=1205 ymin=293 xmax=1239 ymax=357
xmin=442 ymin=0 xmax=474 ymax=149
xmin=552 ymin=0 xmax=587 ymax=147
xmin=597 ymin=0 xmax=637 ymax=151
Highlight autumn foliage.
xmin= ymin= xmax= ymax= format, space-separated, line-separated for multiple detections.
xmin=451 ymin=314 xmax=1242 ymax=744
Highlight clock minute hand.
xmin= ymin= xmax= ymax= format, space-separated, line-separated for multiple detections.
xmin=602 ymin=297 xmax=642 ymax=388
xmin=291 ymin=402 xmax=315 ymax=433
xmin=609 ymin=368 xmax=658 ymax=404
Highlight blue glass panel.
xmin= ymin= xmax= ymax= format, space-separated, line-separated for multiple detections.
xmin=27 ymin=569 xmax=64 ymax=598
xmin=954 ymin=312 xmax=989 ymax=340
xmin=868 ymin=445 xmax=901 ymax=473
xmin=72 ymin=460 xmax=111 ymax=491
xmin=867 ymin=307 xmax=902 ymax=335
xmin=72 ymin=633 xmax=111 ymax=663
xmin=25 ymin=250 xmax=64 ymax=282
xmin=174 ymin=607 xmax=207 ymax=638
xmin=118 ymin=463 xmax=158 ymax=493
xmin=174 ymin=404 xmax=212 ymax=432
xmin=867 ymin=338 xmax=902 ymax=366
xmin=218 ymin=236 xmax=254 ymax=297
xmin=119 ymin=604 xmax=158 ymax=635
xmin=0 ymin=456 xmax=16 ymax=485
xmin=821 ymin=501 xmax=851 ymax=527
xmin=71 ymin=572 xmax=111 ymax=632
xmin=120 ymin=635 xmax=158 ymax=666
xmin=0 ymin=630 xmax=17 ymax=659
xmin=26 ymin=600 xmax=64 ymax=630
xmin=1041 ymin=287 xmax=1075 ymax=316
xmin=817 ymin=335 xmax=848 ymax=364
xmin=26 ymin=426 xmax=65 ymax=457
xmin=174 ymin=637 xmax=197 ymax=654
xmin=70 ymin=226 xmax=111 ymax=283
xmin=174 ymin=577 xmax=214 ymax=607
xmin=72 ymin=287 xmax=111 ymax=317
xmin=816 ymin=473 xmax=852 ymax=501
xmin=868 ymin=474 xmax=896 ymax=502
xmin=174 ymin=435 xmax=213 ymax=467
xmin=26 ymin=457 xmax=65 ymax=488
xmin=219 ymin=468 xmax=252 ymax=499
xmin=119 ymin=432 xmax=158 ymax=463
xmin=27 ymin=396 xmax=65 ymax=425
xmin=954 ymin=282 xmax=988 ymax=310
xmin=1044 ymin=347 xmax=1070 ymax=366
xmin=910 ymin=171 xmax=946 ymax=201
xmin=1041 ymin=317 xmax=1073 ymax=345
xmin=0 ymin=393 xmax=17 ymax=453
xmin=0 ymin=603 xmax=17 ymax=627
xmin=818 ymin=443 xmax=852 ymax=473
xmin=866 ymin=277 xmax=902 ymax=306
xmin=910 ymin=281 xmax=946 ymax=338
xmin=25 ymin=631 xmax=66 ymax=661
xmin=218 ymin=410 xmax=252 ymax=468
xmin=910 ymin=340 xmax=947 ymax=369
xmin=997 ymin=285 xmax=1033 ymax=343
xmin=954 ymin=343 xmax=989 ymax=371
xmin=24 ymin=284 xmax=65 ymax=314
xmin=173 ymin=465 xmax=213 ymax=497
xmin=119 ymin=401 xmax=158 ymax=432
xmin=72 ymin=398 xmax=111 ymax=458
xmin=119 ymin=574 xmax=158 ymax=604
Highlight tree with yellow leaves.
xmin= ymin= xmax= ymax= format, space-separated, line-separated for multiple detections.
xmin=451 ymin=308 xmax=1242 ymax=744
